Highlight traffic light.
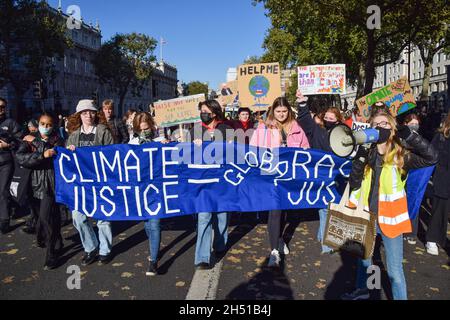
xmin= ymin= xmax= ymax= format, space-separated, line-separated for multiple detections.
xmin=33 ymin=80 xmax=42 ymax=99
xmin=32 ymin=79 xmax=47 ymax=100
xmin=92 ymin=91 xmax=99 ymax=106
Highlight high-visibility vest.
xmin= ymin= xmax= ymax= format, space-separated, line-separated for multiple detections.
xmin=349 ymin=165 xmax=412 ymax=238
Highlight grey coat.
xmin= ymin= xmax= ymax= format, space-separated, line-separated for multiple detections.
xmin=66 ymin=124 xmax=114 ymax=147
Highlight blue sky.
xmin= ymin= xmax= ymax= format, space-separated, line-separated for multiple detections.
xmin=50 ymin=0 xmax=271 ymax=90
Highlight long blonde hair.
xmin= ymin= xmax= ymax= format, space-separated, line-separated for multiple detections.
xmin=368 ymin=110 xmax=406 ymax=172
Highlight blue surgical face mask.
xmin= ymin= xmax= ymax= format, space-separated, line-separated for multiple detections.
xmin=39 ymin=126 xmax=53 ymax=136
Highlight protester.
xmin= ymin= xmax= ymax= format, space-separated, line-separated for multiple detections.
xmin=189 ymin=100 xmax=232 ymax=270
xmin=402 ymin=113 xmax=422 ymax=245
xmin=129 ymin=112 xmax=161 ymax=276
xmin=66 ymin=99 xmax=114 ymax=265
xmin=57 ymin=115 xmax=68 ymax=140
xmin=251 ymin=97 xmax=310 ymax=268
xmin=0 ymin=97 xmax=23 ymax=234
xmin=227 ymin=107 xmax=256 ymax=144
xmin=16 ymin=112 xmax=64 ymax=269
xmin=124 ymin=109 xmax=138 ymax=140
xmin=425 ymin=113 xmax=450 ymax=256
xmin=99 ymin=100 xmax=129 ymax=144
xmin=27 ymin=119 xmax=39 ymax=134
xmin=342 ymin=108 xmax=437 ymax=300
xmin=296 ymin=90 xmax=342 ymax=254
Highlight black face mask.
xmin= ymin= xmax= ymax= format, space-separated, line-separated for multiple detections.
xmin=201 ymin=113 xmax=214 ymax=125
xmin=324 ymin=120 xmax=337 ymax=130
xmin=376 ymin=127 xmax=391 ymax=144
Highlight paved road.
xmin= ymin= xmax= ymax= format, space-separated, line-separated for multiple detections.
xmin=1 ymin=209 xmax=449 ymax=300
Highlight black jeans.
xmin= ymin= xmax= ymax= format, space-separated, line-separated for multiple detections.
xmin=0 ymin=162 xmax=14 ymax=223
xmin=426 ymin=196 xmax=450 ymax=247
xmin=31 ymin=195 xmax=62 ymax=260
xmin=268 ymin=210 xmax=287 ymax=251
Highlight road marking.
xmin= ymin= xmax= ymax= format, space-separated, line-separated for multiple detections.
xmin=186 ymin=260 xmax=223 ymax=300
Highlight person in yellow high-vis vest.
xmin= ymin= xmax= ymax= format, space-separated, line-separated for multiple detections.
xmin=342 ymin=107 xmax=438 ymax=301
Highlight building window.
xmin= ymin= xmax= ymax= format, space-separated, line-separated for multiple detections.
xmin=419 ymin=72 xmax=421 ymax=78
xmin=431 ymin=83 xmax=437 ymax=92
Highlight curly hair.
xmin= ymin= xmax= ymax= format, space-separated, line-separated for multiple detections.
xmin=66 ymin=111 xmax=108 ymax=135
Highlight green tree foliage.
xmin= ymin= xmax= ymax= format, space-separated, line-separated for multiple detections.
xmin=253 ymin=0 xmax=426 ymax=97
xmin=186 ymin=81 xmax=209 ymax=98
xmin=243 ymin=55 xmax=262 ymax=65
xmin=0 ymin=0 xmax=70 ymax=120
xmin=413 ymin=1 xmax=450 ymax=101
xmin=93 ymin=32 xmax=157 ymax=113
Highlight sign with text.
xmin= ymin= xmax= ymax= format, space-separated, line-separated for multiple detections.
xmin=297 ymin=64 xmax=346 ymax=95
xmin=154 ymin=94 xmax=205 ymax=128
xmin=356 ymin=77 xmax=416 ymax=121
xmin=352 ymin=121 xmax=370 ymax=131
xmin=238 ymin=62 xmax=281 ymax=111
xmin=54 ymin=143 xmax=352 ymax=221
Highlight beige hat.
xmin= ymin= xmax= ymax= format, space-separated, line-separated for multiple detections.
xmin=76 ymin=100 xmax=97 ymax=113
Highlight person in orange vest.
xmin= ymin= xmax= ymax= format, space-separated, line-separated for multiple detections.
xmin=341 ymin=108 xmax=438 ymax=300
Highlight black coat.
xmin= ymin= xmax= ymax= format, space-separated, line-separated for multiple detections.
xmin=349 ymin=131 xmax=438 ymax=193
xmin=0 ymin=118 xmax=23 ymax=165
xmin=296 ymin=102 xmax=332 ymax=153
xmin=430 ymin=133 xmax=450 ymax=198
xmin=188 ymin=122 xmax=234 ymax=143
xmin=15 ymin=133 xmax=65 ymax=199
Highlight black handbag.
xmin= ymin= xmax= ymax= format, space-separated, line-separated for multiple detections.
xmin=9 ymin=159 xmax=32 ymax=206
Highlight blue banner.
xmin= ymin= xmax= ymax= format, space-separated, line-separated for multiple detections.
xmin=54 ymin=143 xmax=352 ymax=221
xmin=407 ymin=166 xmax=435 ymax=220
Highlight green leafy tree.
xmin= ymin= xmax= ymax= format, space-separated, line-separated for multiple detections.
xmin=413 ymin=1 xmax=450 ymax=102
xmin=186 ymin=81 xmax=208 ymax=97
xmin=253 ymin=0 xmax=423 ymax=97
xmin=243 ymin=55 xmax=262 ymax=65
xmin=93 ymin=33 xmax=157 ymax=113
xmin=0 ymin=0 xmax=70 ymax=121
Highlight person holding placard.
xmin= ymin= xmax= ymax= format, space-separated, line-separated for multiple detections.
xmin=66 ymin=100 xmax=114 ymax=266
xmin=296 ymin=90 xmax=343 ymax=254
xmin=189 ymin=100 xmax=233 ymax=270
xmin=342 ymin=108 xmax=437 ymax=300
xmin=129 ymin=112 xmax=162 ymax=276
xmin=250 ymin=97 xmax=310 ymax=268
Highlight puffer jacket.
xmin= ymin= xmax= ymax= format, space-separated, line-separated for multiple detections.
xmin=15 ymin=132 xmax=65 ymax=200
xmin=0 ymin=118 xmax=23 ymax=165
xmin=349 ymin=131 xmax=438 ymax=193
xmin=66 ymin=124 xmax=113 ymax=147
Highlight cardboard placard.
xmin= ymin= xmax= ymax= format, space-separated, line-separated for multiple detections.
xmin=220 ymin=80 xmax=238 ymax=106
xmin=356 ymin=77 xmax=416 ymax=121
xmin=238 ymin=62 xmax=281 ymax=111
xmin=154 ymin=94 xmax=205 ymax=128
xmin=298 ymin=64 xmax=346 ymax=95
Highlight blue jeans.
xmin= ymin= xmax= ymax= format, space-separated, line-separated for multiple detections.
xmin=317 ymin=209 xmax=333 ymax=253
xmin=356 ymin=227 xmax=407 ymax=300
xmin=195 ymin=212 xmax=228 ymax=265
xmin=72 ymin=211 xmax=112 ymax=256
xmin=144 ymin=219 xmax=161 ymax=262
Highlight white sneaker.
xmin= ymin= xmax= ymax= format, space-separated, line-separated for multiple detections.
xmin=278 ymin=238 xmax=290 ymax=255
xmin=268 ymin=249 xmax=281 ymax=268
xmin=426 ymin=242 xmax=439 ymax=256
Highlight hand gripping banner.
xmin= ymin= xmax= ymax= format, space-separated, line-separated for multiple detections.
xmin=54 ymin=142 xmax=352 ymax=221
